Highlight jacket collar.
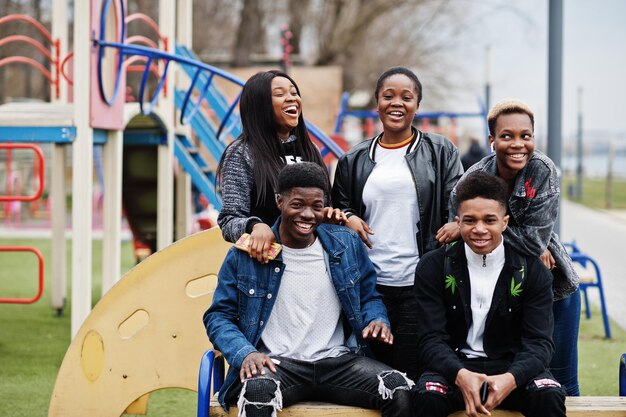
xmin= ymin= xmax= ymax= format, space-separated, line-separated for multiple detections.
xmin=271 ymin=216 xmax=348 ymax=259
xmin=446 ymin=239 xmax=525 ymax=279
xmin=464 ymin=240 xmax=505 ymax=269
xmin=481 ymin=152 xmax=542 ymax=198
xmin=367 ymin=127 xmax=422 ymax=161
xmin=445 ymin=240 xmax=526 ymax=327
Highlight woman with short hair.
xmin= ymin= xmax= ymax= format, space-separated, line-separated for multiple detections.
xmin=438 ymin=99 xmax=581 ymax=395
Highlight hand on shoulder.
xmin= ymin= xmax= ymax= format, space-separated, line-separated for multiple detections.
xmin=345 ymin=215 xmax=374 ymax=249
xmin=322 ymin=207 xmax=348 ymax=225
xmin=436 ymin=221 xmax=461 ymax=244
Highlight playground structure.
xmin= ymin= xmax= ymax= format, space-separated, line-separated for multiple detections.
xmin=0 ymin=4 xmax=345 ymax=414
xmin=47 ymin=226 xmax=230 ymax=417
xmin=0 ymin=3 xmax=336 ymax=415
xmin=0 ymin=143 xmax=46 ymax=304
xmin=0 ymin=0 xmax=343 ymax=332
xmin=0 ymin=142 xmax=48 ymax=224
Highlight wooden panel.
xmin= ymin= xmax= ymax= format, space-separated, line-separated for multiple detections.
xmin=48 ymin=227 xmax=232 ymax=417
xmin=210 ymin=401 xmax=380 ymax=417
xmin=0 ymin=103 xmax=74 ymax=127
xmin=210 ymin=397 xmax=626 ymax=417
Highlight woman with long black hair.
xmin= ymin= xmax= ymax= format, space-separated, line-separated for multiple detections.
xmin=217 ymin=70 xmax=340 ymax=262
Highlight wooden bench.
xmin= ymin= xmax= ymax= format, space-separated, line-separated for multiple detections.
xmin=208 ymin=397 xmax=626 ymax=416
xmin=199 ymin=350 xmax=626 ymax=416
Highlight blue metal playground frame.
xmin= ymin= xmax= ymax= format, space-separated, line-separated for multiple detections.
xmin=94 ymin=3 xmax=344 ymax=158
xmin=93 ymin=0 xmax=345 ymax=210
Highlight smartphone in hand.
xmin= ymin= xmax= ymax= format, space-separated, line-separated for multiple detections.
xmin=480 ymin=382 xmax=489 ymax=404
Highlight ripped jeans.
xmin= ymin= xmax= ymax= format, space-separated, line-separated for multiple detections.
xmin=225 ymin=353 xmax=413 ymax=417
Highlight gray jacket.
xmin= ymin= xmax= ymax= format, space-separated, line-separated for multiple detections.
xmin=217 ymin=138 xmax=304 ymax=243
xmin=217 ymin=141 xmax=263 ymax=242
xmin=450 ymin=150 xmax=578 ymax=300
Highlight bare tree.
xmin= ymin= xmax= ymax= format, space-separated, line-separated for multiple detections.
xmin=310 ymin=0 xmax=402 ymax=66
xmin=25 ymin=0 xmax=46 ymax=99
xmin=188 ymin=0 xmax=472 ymax=107
xmin=233 ymin=0 xmax=265 ymax=66
xmin=192 ymin=0 xmax=241 ymax=61
xmin=300 ymin=0 xmax=471 ymax=106
xmin=131 ymin=0 xmax=156 ymax=20
xmin=287 ymin=0 xmax=310 ymax=55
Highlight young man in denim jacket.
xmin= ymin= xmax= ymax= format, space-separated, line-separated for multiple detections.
xmin=204 ymin=162 xmax=413 ymax=417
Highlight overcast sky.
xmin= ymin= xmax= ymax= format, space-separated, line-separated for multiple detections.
xmin=443 ymin=0 xmax=626 ymax=144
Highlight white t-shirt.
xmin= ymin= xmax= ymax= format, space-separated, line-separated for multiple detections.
xmin=260 ymin=238 xmax=350 ymax=361
xmin=362 ymin=140 xmax=420 ymax=287
xmin=461 ymin=240 xmax=505 ymax=358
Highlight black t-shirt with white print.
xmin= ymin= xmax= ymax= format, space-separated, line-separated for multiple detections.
xmin=249 ymin=138 xmax=303 ymax=229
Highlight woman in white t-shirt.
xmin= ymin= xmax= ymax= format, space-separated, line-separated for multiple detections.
xmin=332 ymin=67 xmax=463 ymax=381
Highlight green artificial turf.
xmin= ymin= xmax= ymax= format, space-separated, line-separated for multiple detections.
xmin=0 ymin=237 xmax=197 ymax=417
xmin=578 ymin=304 xmax=626 ymax=396
xmin=0 ymin=237 xmax=624 ymax=417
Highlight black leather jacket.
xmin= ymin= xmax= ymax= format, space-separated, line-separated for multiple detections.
xmin=332 ymin=128 xmax=463 ymax=257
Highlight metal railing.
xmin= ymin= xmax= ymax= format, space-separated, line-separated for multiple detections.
xmin=0 ymin=143 xmax=45 ymax=202
xmin=0 ymin=14 xmax=63 ymax=98
xmin=0 ymin=246 xmax=45 ymax=304
xmin=0 ymin=143 xmax=45 ymax=304
xmin=94 ymin=0 xmax=343 ymax=159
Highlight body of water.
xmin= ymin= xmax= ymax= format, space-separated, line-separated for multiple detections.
xmin=562 ymin=153 xmax=626 ymax=179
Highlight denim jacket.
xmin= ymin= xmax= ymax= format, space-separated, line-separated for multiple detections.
xmin=450 ymin=150 xmax=578 ymax=300
xmin=203 ymin=219 xmax=389 ymax=408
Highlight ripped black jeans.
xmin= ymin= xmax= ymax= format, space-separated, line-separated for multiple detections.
xmin=225 ymin=353 xmax=413 ymax=417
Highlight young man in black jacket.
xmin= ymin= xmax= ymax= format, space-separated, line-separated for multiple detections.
xmin=413 ymin=172 xmax=566 ymax=417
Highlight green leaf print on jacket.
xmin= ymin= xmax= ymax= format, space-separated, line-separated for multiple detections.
xmin=445 ymin=274 xmax=457 ymax=295
xmin=510 ymin=266 xmax=525 ymax=297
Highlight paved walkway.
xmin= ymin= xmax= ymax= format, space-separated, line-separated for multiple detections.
xmin=561 ymin=199 xmax=626 ymax=331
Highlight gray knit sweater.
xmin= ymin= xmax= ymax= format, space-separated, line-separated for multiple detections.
xmin=217 ymin=137 xmax=303 ymax=242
